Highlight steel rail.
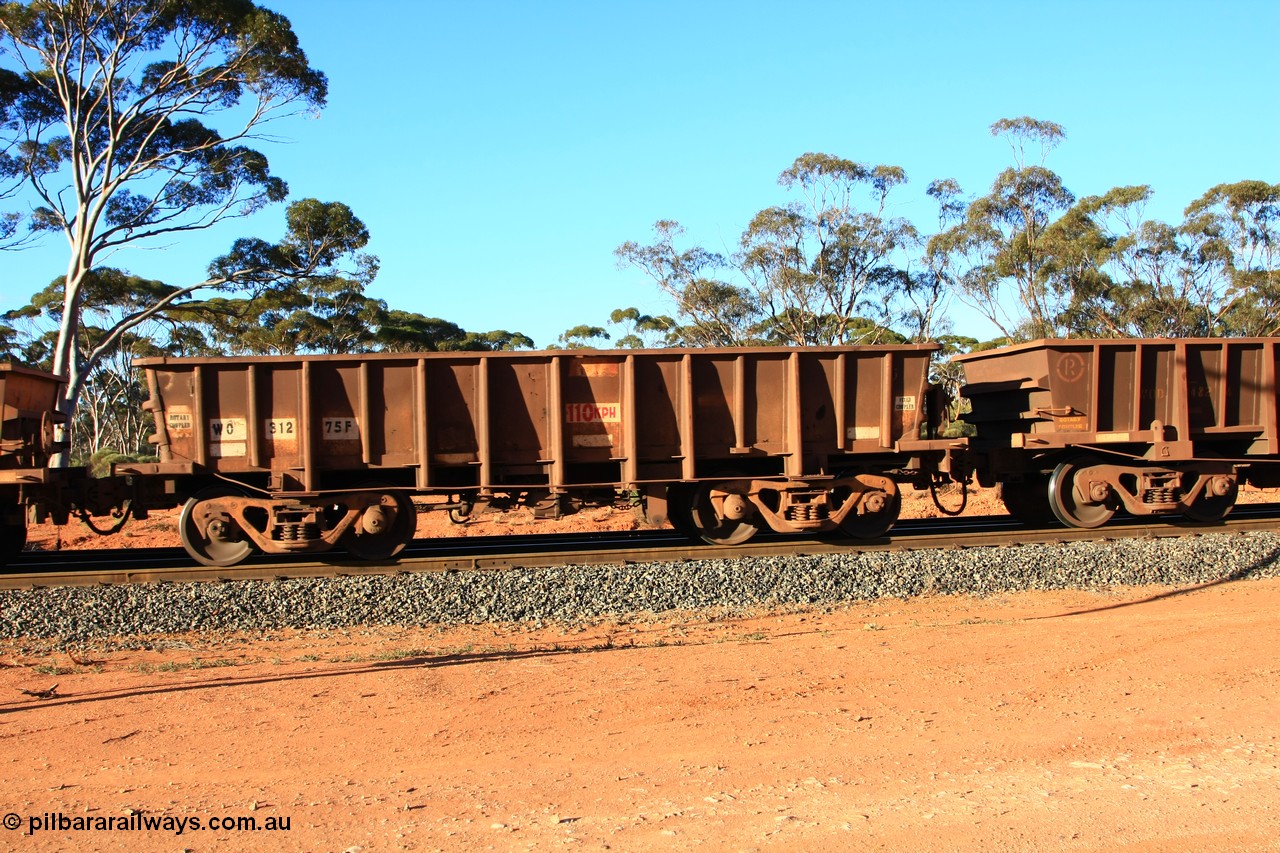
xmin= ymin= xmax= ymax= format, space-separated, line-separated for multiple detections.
xmin=4 ymin=505 xmax=1280 ymax=591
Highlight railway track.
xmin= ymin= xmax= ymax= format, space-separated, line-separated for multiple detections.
xmin=5 ymin=504 xmax=1280 ymax=591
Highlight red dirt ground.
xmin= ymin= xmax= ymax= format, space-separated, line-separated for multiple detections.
xmin=2 ymin=579 xmax=1278 ymax=851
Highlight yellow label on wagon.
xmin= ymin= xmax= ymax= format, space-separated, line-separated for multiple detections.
xmin=1054 ymin=415 xmax=1089 ymax=431
xmin=166 ymin=410 xmax=193 ymax=432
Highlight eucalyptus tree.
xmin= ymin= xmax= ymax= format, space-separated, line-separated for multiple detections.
xmin=928 ymin=117 xmax=1076 ymax=340
xmin=457 ymin=329 xmax=534 ymax=351
xmin=615 ymin=220 xmax=762 ymax=346
xmin=1044 ymin=185 xmax=1211 ymax=338
xmin=6 ymin=278 xmax=180 ymax=456
xmin=370 ymin=313 xmax=533 ymax=353
xmin=895 ymin=178 xmax=967 ymax=344
xmin=556 ymin=325 xmax=610 ymax=349
xmin=607 ymin=307 xmax=677 ymax=348
xmin=373 ymin=312 xmax=470 ymax=353
xmin=0 ymin=0 xmax=348 ymax=444
xmin=0 ymin=321 xmax=17 ymax=358
xmin=740 ymin=153 xmax=917 ymax=345
xmin=1042 ymin=180 xmax=1279 ymax=338
xmin=186 ymin=278 xmax=385 ymax=356
xmin=1180 ymin=180 xmax=1280 ymax=336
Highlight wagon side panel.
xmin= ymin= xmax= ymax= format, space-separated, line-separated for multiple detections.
xmin=0 ymin=364 xmax=64 ymax=470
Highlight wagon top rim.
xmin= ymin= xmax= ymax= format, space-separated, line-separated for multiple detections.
xmin=950 ymin=336 xmax=1280 ymax=364
xmin=135 ymin=343 xmax=944 ymax=367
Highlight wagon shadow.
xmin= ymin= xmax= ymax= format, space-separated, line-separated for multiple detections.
xmin=0 ymin=641 xmax=642 ymax=714
xmin=1033 ymin=544 xmax=1280 ymax=620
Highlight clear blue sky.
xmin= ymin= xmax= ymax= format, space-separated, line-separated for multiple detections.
xmin=3 ymin=0 xmax=1277 ymax=347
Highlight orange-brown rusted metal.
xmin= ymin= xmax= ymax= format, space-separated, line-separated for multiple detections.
xmin=131 ymin=345 xmax=945 ymax=554
xmin=954 ymin=338 xmax=1280 ymax=523
xmin=955 ymin=338 xmax=1280 ymax=457
xmin=0 ymin=363 xmax=64 ymax=472
xmin=135 ymin=345 xmax=943 ymax=494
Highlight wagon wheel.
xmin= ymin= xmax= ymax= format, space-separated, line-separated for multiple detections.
xmin=179 ymin=486 xmax=254 ymax=568
xmin=1 ymin=522 xmax=27 ymax=565
xmin=997 ymin=476 xmax=1058 ymax=527
xmin=341 ymin=486 xmax=416 ymax=561
xmin=1047 ymin=458 xmax=1116 ymax=529
xmin=663 ymin=484 xmax=702 ymax=541
xmin=1183 ymin=476 xmax=1238 ymax=523
xmin=835 ymin=484 xmax=901 ymax=539
xmin=689 ymin=479 xmax=759 ymax=546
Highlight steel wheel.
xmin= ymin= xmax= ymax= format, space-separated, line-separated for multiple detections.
xmin=998 ymin=476 xmax=1057 ymax=527
xmin=342 ymin=488 xmax=416 ymax=560
xmin=836 ymin=487 xmax=901 ymax=539
xmin=179 ymin=486 xmax=254 ymax=567
xmin=1 ymin=522 xmax=27 ymax=565
xmin=689 ymin=480 xmax=758 ymax=546
xmin=1184 ymin=477 xmax=1238 ymax=523
xmin=1047 ymin=458 xmax=1116 ymax=529
xmin=664 ymin=484 xmax=702 ymax=541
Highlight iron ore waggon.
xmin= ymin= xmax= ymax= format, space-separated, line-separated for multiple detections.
xmin=120 ymin=345 xmax=949 ymax=566
xmin=956 ymin=337 xmax=1280 ymax=527
xmin=0 ymin=363 xmax=67 ymax=557
xmin=4 ymin=337 xmax=1279 ymax=569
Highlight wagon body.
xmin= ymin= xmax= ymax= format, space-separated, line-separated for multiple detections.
xmin=1 ymin=363 xmax=67 ymax=561
xmin=135 ymin=345 xmax=941 ymax=491
xmin=130 ymin=345 xmax=944 ymax=564
xmin=0 ymin=362 xmax=63 ymax=472
xmin=955 ymin=337 xmax=1279 ymax=456
xmin=953 ymin=338 xmax=1280 ymax=526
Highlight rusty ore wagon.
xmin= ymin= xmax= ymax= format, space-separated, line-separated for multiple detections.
xmin=955 ymin=337 xmax=1280 ymax=527
xmin=1 ymin=363 xmax=67 ymax=558
xmin=116 ymin=345 xmax=949 ymax=566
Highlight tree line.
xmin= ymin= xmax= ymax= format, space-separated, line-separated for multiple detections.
xmin=569 ymin=120 xmax=1277 ymax=351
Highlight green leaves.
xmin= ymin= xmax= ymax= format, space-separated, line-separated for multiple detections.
xmin=206 ymin=198 xmax=371 ymax=286
xmin=0 ymin=0 xmax=331 ymax=405
xmin=930 ymin=118 xmax=1077 ymax=340
xmin=989 ymin=116 xmax=1066 ymax=168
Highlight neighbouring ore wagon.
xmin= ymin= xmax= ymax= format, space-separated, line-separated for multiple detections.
xmin=121 ymin=345 xmax=953 ymax=566
xmin=1 ymin=363 xmax=67 ymax=560
xmin=954 ymin=337 xmax=1280 ymax=528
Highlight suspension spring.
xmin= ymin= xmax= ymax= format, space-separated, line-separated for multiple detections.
xmin=274 ymin=522 xmax=320 ymax=541
xmin=786 ymin=503 xmax=829 ymax=522
xmin=1143 ymin=487 xmax=1178 ymax=504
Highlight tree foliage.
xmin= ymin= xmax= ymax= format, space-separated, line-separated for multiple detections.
xmin=612 ymin=118 xmax=1274 ymax=360
xmin=616 ymin=156 xmax=948 ymax=347
xmin=0 ymin=0 xmax=333 ymax=444
xmin=615 ymin=220 xmax=761 ymax=346
xmin=0 ymin=2 xmax=538 ymax=461
xmin=927 ymin=118 xmax=1075 ymax=339
xmin=743 ymin=153 xmax=916 ymax=345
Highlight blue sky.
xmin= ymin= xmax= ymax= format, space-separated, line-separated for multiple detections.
xmin=3 ymin=0 xmax=1278 ymax=347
